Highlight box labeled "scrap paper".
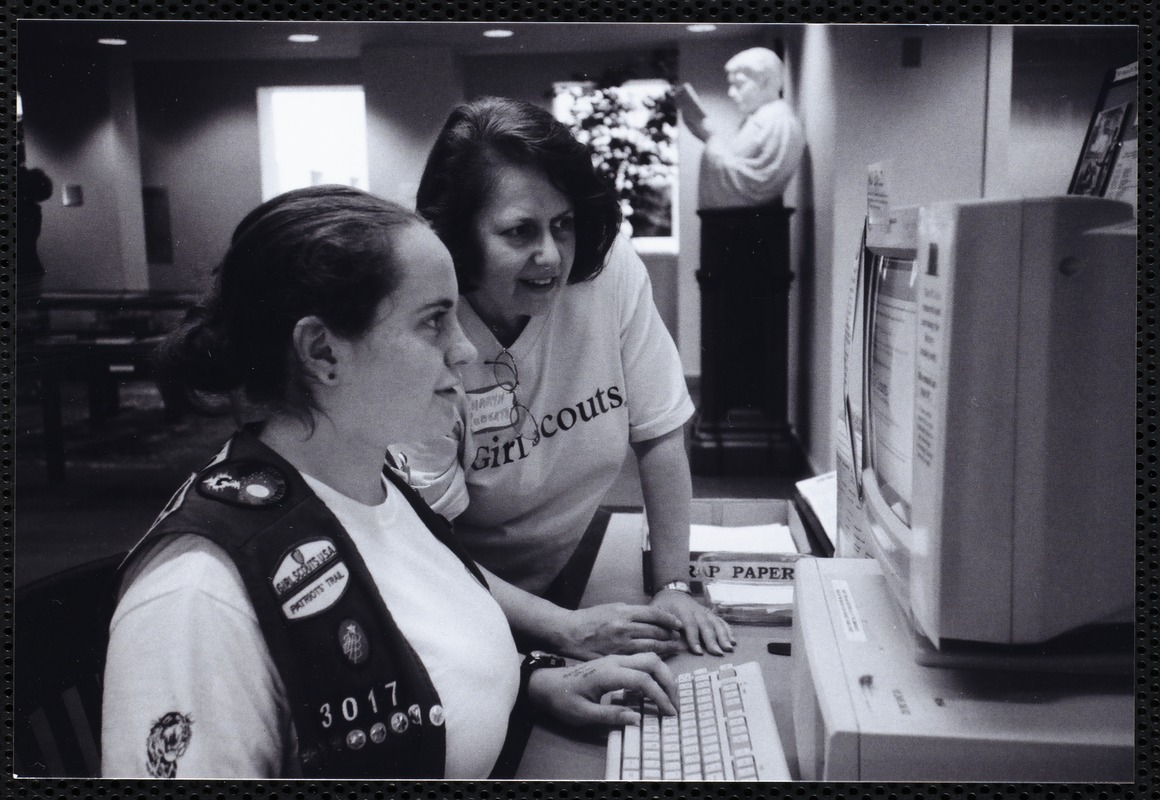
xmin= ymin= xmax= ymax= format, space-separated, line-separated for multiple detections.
xmin=641 ymin=498 xmax=809 ymax=593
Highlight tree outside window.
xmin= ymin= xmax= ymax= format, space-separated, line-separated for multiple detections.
xmin=553 ymin=79 xmax=677 ymax=239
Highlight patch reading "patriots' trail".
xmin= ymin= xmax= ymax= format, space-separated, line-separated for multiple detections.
xmin=270 ymin=538 xmax=349 ymax=620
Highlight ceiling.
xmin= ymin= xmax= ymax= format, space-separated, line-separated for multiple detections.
xmin=17 ymin=20 xmax=780 ymax=63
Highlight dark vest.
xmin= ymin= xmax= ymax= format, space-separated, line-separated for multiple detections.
xmin=121 ymin=427 xmax=490 ymax=778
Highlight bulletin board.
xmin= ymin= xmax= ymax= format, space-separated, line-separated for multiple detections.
xmin=1069 ymin=61 xmax=1138 ymax=209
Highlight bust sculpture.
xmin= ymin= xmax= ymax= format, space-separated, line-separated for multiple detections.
xmin=676 ymin=47 xmax=805 ymax=210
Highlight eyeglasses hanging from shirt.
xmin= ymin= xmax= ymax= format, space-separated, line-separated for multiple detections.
xmin=485 ymin=348 xmax=541 ymax=445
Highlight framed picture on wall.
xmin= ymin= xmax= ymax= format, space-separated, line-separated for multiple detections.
xmin=1069 ymin=62 xmax=1137 ymax=203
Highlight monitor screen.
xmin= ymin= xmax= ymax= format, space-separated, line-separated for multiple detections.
xmin=866 ymin=254 xmax=917 ymax=528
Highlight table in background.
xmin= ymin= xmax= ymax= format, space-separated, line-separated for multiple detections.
xmin=18 ymin=291 xmax=198 ymax=484
xmin=514 ymin=511 xmax=799 ymax=780
xmin=19 ymin=336 xmax=170 ymax=484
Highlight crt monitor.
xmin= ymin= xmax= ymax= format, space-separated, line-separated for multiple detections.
xmin=858 ymin=195 xmax=1135 ymax=648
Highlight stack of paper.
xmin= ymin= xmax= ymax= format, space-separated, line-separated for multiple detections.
xmin=704 ymin=581 xmax=795 ymax=625
xmin=690 ymin=522 xmax=796 ymax=554
xmin=792 ymin=471 xmax=838 ymax=557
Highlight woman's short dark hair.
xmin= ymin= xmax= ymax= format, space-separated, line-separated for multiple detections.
xmin=160 ymin=185 xmax=426 ymax=414
xmin=416 ymin=96 xmax=622 ymax=293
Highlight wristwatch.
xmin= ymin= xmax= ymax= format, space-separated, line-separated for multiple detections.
xmin=519 ymin=650 xmax=567 ymax=698
xmin=658 ymin=580 xmax=692 ymax=595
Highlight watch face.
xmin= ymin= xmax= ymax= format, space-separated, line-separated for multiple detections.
xmin=527 ymin=651 xmax=565 ymax=668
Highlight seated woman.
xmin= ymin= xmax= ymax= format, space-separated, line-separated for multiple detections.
xmin=391 ymin=97 xmax=734 ymax=657
xmin=100 ymin=186 xmax=675 ymax=779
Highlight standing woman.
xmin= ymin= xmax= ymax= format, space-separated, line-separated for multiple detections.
xmin=100 ymin=186 xmax=675 ymax=779
xmin=392 ymin=97 xmax=734 ymax=657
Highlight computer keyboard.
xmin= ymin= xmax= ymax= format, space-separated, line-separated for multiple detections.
xmin=604 ymin=661 xmax=790 ymax=780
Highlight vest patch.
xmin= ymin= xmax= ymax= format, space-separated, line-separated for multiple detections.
xmin=148 ymin=443 xmax=232 ymax=534
xmin=197 ymin=460 xmax=288 ymax=508
xmin=145 ymin=711 xmax=193 ymax=779
xmin=339 ymin=618 xmax=370 ymax=665
xmin=280 ymin=563 xmax=349 ymax=620
xmin=271 ymin=538 xmax=339 ymax=598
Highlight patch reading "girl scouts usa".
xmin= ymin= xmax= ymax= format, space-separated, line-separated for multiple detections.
xmin=271 ymin=538 xmax=350 ymax=620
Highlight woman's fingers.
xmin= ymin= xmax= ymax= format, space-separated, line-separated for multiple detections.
xmin=607 ymin=657 xmax=677 ymax=715
xmin=588 ymin=702 xmax=643 ymax=727
xmin=624 ymin=604 xmax=684 ymax=632
xmin=538 ymin=653 xmax=682 ymax=727
xmin=689 ymin=612 xmax=734 ymax=656
xmin=566 ymin=601 xmax=739 ymax=659
xmin=650 ymin=591 xmax=735 ymax=656
xmin=624 ymin=621 xmax=682 ymax=641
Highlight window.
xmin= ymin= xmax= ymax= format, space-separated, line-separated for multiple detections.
xmin=257 ymin=86 xmax=368 ymax=201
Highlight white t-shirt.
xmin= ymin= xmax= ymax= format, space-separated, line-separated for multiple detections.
xmin=101 ymin=475 xmax=520 ymax=779
xmin=392 ymin=235 xmax=694 ymax=594
xmin=699 ymin=99 xmax=805 ymax=210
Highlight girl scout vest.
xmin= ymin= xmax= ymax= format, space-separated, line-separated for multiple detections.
xmin=122 ymin=427 xmax=490 ymax=778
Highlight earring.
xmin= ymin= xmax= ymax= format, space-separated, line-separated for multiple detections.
xmin=327 ymin=371 xmax=336 ymax=382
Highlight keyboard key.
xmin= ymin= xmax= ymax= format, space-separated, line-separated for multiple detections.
xmin=735 ymin=754 xmax=758 ymax=779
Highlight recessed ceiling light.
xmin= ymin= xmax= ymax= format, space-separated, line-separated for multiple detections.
xmin=483 ymin=29 xmax=514 ymax=38
xmin=686 ymin=24 xmax=718 ymax=33
xmin=288 ymin=34 xmax=320 ymax=43
xmin=97 ymin=37 xmax=128 ymax=46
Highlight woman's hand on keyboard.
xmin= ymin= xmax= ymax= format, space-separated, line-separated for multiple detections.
xmin=556 ymin=603 xmax=686 ymax=660
xmin=650 ymin=590 xmax=736 ymax=656
xmin=528 ymin=653 xmax=678 ymax=727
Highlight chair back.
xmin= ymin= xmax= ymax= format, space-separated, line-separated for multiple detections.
xmin=15 ymin=553 xmax=125 ymax=777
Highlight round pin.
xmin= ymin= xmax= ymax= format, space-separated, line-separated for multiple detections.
xmin=390 ymin=711 xmax=409 ymax=734
xmin=429 ymin=704 xmax=445 ymax=726
xmin=370 ymin=722 xmax=387 ymax=744
xmin=346 ymin=729 xmax=367 ymax=750
xmin=408 ymin=704 xmax=422 ymax=725
xmin=238 ymin=468 xmax=287 ymax=506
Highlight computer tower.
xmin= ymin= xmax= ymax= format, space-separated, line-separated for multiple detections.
xmin=790 ymin=558 xmax=1133 ymax=781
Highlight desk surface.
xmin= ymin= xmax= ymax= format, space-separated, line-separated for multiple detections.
xmin=514 ymin=512 xmax=799 ymax=780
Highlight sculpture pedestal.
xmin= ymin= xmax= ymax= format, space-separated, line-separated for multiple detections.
xmin=691 ymin=202 xmax=806 ymax=477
